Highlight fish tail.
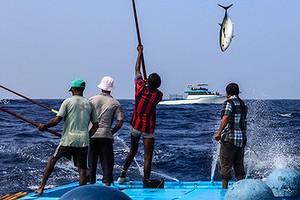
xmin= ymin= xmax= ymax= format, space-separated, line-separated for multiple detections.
xmin=218 ymin=4 xmax=233 ymax=10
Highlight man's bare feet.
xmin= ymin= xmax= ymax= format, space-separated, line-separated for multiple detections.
xmin=35 ymin=188 xmax=43 ymax=195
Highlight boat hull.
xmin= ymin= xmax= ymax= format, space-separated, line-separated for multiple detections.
xmin=159 ymin=95 xmax=226 ymax=105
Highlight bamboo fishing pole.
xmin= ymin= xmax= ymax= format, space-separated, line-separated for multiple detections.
xmin=0 ymin=85 xmax=58 ymax=114
xmin=132 ymin=0 xmax=147 ymax=80
xmin=0 ymin=106 xmax=61 ymax=137
xmin=0 ymin=192 xmax=27 ymax=200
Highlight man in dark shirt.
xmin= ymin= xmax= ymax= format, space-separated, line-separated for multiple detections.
xmin=214 ymin=83 xmax=247 ymax=189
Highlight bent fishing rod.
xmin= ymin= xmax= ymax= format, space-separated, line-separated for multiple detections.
xmin=0 ymin=106 xmax=61 ymax=137
xmin=0 ymin=84 xmax=58 ymax=114
xmin=132 ymin=0 xmax=147 ymax=80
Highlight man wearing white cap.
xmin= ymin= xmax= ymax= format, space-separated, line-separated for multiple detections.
xmin=88 ymin=76 xmax=124 ymax=186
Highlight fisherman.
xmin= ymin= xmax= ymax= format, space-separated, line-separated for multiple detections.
xmin=35 ymin=78 xmax=99 ymax=195
xmin=88 ymin=76 xmax=124 ymax=186
xmin=213 ymin=83 xmax=247 ymax=189
xmin=117 ymin=45 xmax=163 ymax=184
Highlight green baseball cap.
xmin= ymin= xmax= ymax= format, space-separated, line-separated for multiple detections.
xmin=68 ymin=78 xmax=86 ymax=91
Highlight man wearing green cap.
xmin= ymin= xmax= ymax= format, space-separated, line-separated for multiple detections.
xmin=35 ymin=78 xmax=99 ymax=195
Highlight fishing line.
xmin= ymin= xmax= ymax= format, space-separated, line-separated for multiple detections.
xmin=246 ymin=144 xmax=259 ymax=158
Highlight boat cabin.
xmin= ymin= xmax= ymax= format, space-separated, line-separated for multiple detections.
xmin=184 ymin=84 xmax=216 ymax=95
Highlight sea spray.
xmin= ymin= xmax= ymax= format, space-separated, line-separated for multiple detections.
xmin=245 ymin=100 xmax=299 ymax=179
xmin=1 ymin=99 xmax=10 ymax=104
xmin=210 ymin=141 xmax=220 ymax=182
xmin=115 ymin=135 xmax=180 ymax=182
xmin=151 ymin=171 xmax=180 ymax=182
xmin=115 ymin=135 xmax=143 ymax=176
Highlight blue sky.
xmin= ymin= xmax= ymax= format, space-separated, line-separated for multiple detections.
xmin=1 ymin=0 xmax=299 ymax=100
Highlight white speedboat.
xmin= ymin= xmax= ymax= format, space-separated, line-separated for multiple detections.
xmin=159 ymin=84 xmax=226 ymax=105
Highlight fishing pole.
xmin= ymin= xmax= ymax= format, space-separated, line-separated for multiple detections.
xmin=0 ymin=106 xmax=61 ymax=138
xmin=132 ymin=0 xmax=147 ymax=80
xmin=0 ymin=84 xmax=58 ymax=114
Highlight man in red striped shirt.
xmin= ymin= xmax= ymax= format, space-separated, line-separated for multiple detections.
xmin=118 ymin=45 xmax=163 ymax=184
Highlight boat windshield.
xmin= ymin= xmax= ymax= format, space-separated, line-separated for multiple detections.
xmin=184 ymin=84 xmax=213 ymax=94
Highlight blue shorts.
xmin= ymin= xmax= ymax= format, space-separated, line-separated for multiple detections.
xmin=131 ymin=128 xmax=155 ymax=139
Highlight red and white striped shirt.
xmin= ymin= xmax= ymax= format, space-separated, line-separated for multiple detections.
xmin=130 ymin=76 xmax=163 ymax=133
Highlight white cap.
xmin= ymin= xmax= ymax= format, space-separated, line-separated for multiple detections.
xmin=98 ymin=76 xmax=114 ymax=91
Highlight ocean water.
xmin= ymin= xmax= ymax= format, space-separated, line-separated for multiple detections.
xmin=0 ymin=99 xmax=299 ymax=195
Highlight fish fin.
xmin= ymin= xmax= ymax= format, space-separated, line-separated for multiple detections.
xmin=218 ymin=4 xmax=233 ymax=10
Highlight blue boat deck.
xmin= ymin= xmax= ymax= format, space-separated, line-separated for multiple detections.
xmin=20 ymin=181 xmax=225 ymax=200
xmin=20 ymin=181 xmax=299 ymax=200
xmin=123 ymin=188 xmax=226 ymax=200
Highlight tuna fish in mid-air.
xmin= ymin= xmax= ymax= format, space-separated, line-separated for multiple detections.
xmin=218 ymin=4 xmax=234 ymax=52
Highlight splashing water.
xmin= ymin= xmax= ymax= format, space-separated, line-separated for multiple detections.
xmin=245 ymin=100 xmax=300 ymax=179
xmin=210 ymin=141 xmax=220 ymax=182
xmin=152 ymin=171 xmax=180 ymax=182
xmin=115 ymin=135 xmax=143 ymax=176
xmin=115 ymin=135 xmax=180 ymax=182
xmin=245 ymin=145 xmax=260 ymax=178
xmin=1 ymin=99 xmax=10 ymax=104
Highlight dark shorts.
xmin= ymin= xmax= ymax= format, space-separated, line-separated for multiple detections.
xmin=53 ymin=145 xmax=88 ymax=169
xmin=220 ymin=141 xmax=245 ymax=180
xmin=88 ymin=138 xmax=114 ymax=184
